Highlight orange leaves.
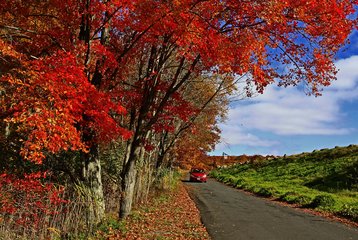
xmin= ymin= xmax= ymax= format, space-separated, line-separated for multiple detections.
xmin=1 ymin=0 xmax=356 ymax=166
xmin=1 ymin=52 xmax=86 ymax=163
xmin=106 ymin=184 xmax=209 ymax=240
xmin=0 ymin=39 xmax=23 ymax=60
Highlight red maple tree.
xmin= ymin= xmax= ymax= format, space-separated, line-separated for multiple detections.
xmin=1 ymin=0 xmax=357 ymax=223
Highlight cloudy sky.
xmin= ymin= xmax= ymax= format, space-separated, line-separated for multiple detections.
xmin=212 ymin=30 xmax=358 ymax=156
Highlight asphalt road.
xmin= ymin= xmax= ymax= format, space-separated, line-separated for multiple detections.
xmin=185 ymin=178 xmax=358 ymax=240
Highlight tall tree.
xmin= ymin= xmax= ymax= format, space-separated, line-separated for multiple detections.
xmin=0 ymin=0 xmax=131 ymax=223
xmin=1 ymin=0 xmax=356 ymax=221
xmin=109 ymin=0 xmax=356 ymax=218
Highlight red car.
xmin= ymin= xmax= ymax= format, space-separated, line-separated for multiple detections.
xmin=189 ymin=168 xmax=207 ymax=182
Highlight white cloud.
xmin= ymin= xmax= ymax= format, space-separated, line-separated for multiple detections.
xmin=216 ymin=55 xmax=358 ymax=150
xmin=216 ymin=125 xmax=279 ymax=150
xmin=331 ymin=55 xmax=358 ymax=91
xmin=228 ymin=87 xmax=352 ymax=135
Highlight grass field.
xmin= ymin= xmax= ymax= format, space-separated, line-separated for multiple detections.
xmin=210 ymin=145 xmax=358 ymax=222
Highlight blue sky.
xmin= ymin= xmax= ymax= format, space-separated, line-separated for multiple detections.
xmin=212 ymin=30 xmax=358 ymax=156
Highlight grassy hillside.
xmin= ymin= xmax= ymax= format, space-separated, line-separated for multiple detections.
xmin=210 ymin=145 xmax=358 ymax=222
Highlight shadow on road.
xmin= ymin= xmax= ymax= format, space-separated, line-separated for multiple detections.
xmin=181 ymin=179 xmax=191 ymax=183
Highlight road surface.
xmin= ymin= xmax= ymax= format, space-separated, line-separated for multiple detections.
xmin=185 ymin=178 xmax=358 ymax=240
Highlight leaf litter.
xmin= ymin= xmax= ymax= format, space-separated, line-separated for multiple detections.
xmin=106 ymin=183 xmax=210 ymax=240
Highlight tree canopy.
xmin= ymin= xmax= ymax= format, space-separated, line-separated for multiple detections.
xmin=0 ymin=0 xmax=357 ymax=235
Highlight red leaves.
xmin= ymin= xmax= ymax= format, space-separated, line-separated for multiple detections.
xmin=0 ymin=172 xmax=68 ymax=229
xmin=0 ymin=0 xmax=355 ymax=166
xmin=2 ymin=51 xmax=87 ymax=163
xmin=0 ymin=0 xmax=356 ymax=235
xmin=1 ymin=48 xmax=130 ymax=163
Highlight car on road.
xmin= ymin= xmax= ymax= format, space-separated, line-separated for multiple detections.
xmin=189 ymin=168 xmax=207 ymax=182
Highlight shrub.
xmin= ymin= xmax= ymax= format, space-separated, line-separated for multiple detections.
xmin=279 ymin=192 xmax=315 ymax=205
xmin=226 ymin=176 xmax=237 ymax=186
xmin=221 ymin=175 xmax=235 ymax=184
xmin=241 ymin=183 xmax=251 ymax=190
xmin=235 ymin=178 xmax=244 ymax=188
xmin=280 ymin=192 xmax=295 ymax=203
xmin=98 ymin=216 xmax=126 ymax=234
xmin=0 ymin=172 xmax=68 ymax=230
xmin=0 ymin=173 xmax=98 ymax=239
xmin=256 ymin=187 xmax=273 ymax=197
xmin=337 ymin=204 xmax=358 ymax=222
xmin=294 ymin=195 xmax=313 ymax=205
xmin=155 ymin=168 xmax=181 ymax=191
xmin=311 ymin=195 xmax=336 ymax=209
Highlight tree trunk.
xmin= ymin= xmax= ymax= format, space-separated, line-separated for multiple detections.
xmin=119 ymin=158 xmax=137 ymax=218
xmin=134 ymin=146 xmax=146 ymax=204
xmin=82 ymin=144 xmax=105 ymax=225
xmin=143 ymin=151 xmax=154 ymax=202
xmin=119 ymin=140 xmax=140 ymax=218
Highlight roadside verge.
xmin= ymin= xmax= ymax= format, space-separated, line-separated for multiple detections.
xmin=104 ymin=183 xmax=210 ymax=239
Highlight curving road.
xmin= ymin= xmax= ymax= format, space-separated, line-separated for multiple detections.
xmin=185 ymin=178 xmax=358 ymax=240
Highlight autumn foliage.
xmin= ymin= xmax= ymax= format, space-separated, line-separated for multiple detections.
xmin=1 ymin=0 xmax=357 ymax=237
xmin=0 ymin=172 xmax=67 ymax=230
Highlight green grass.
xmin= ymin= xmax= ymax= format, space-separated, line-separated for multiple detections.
xmin=210 ymin=145 xmax=358 ymax=222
